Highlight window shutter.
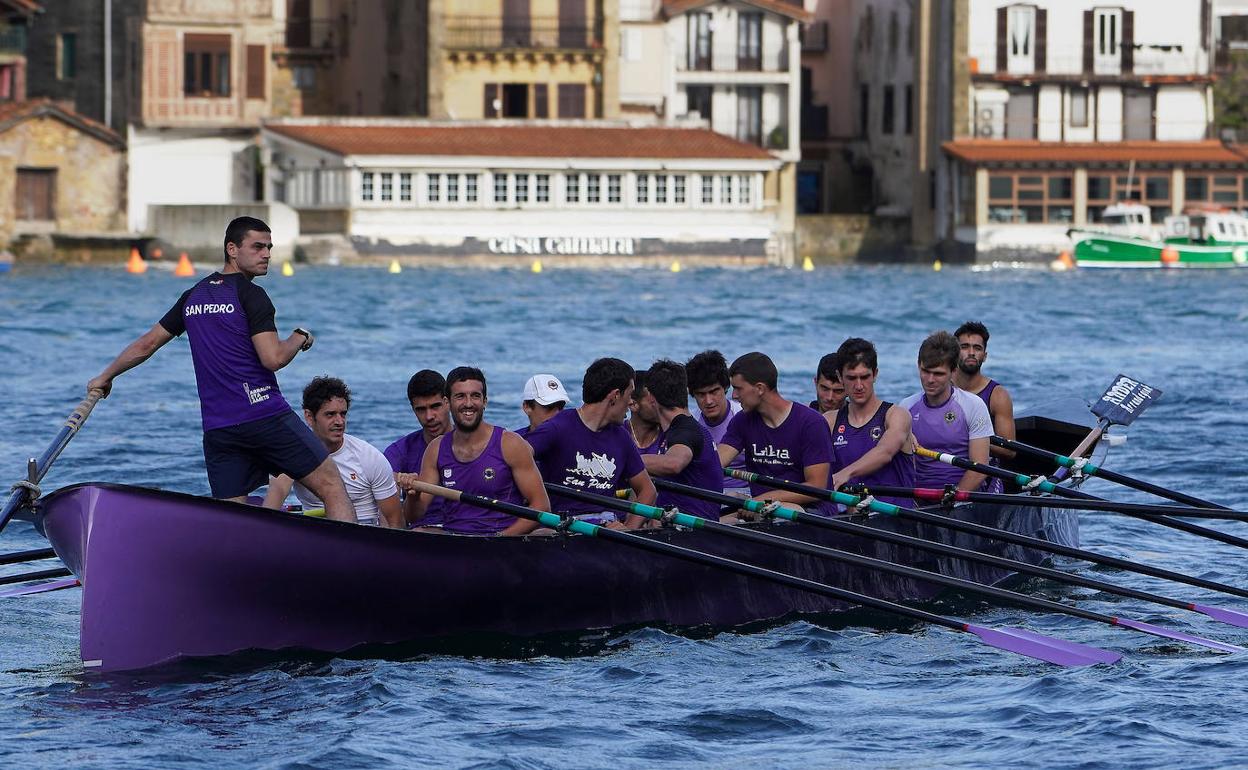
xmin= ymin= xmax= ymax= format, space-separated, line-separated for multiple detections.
xmin=246 ymin=45 xmax=265 ymax=99
xmin=484 ymin=83 xmax=499 ymax=118
xmin=1122 ymin=11 xmax=1134 ymax=74
xmin=1035 ymin=9 xmax=1047 ymax=72
xmin=996 ymin=6 xmax=1007 ymax=71
xmin=534 ymin=83 xmax=548 ymax=118
xmin=1082 ymin=11 xmax=1094 ymax=73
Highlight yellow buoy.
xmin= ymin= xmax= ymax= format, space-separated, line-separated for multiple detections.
xmin=388 ymin=259 xmax=402 ymax=274
xmin=802 ymin=256 xmax=815 ymax=271
xmin=670 ymin=260 xmax=682 ymax=273
xmin=173 ymin=251 xmax=195 ymax=277
xmin=281 ymin=260 xmax=294 ymax=277
xmin=126 ymin=247 xmax=148 ymax=274
xmin=531 ymin=259 xmax=543 ymax=274
xmin=932 ymin=259 xmax=943 ymax=272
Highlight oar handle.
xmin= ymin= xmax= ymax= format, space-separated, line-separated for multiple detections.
xmin=1050 ymin=420 xmax=1107 ymax=481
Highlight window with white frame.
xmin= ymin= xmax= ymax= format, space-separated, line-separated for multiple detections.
xmin=701 ymin=175 xmax=714 ymax=204
xmin=428 ymin=173 xmax=441 ymax=202
xmin=720 ymin=175 xmax=732 ymax=204
xmin=361 ymin=172 xmax=374 ymax=201
xmin=448 ymin=174 xmax=461 ymax=202
xmin=674 ymin=175 xmax=686 ymax=204
xmin=1007 ymin=5 xmax=1035 ymax=74
xmin=400 ymin=173 xmax=412 ymax=202
xmin=493 ymin=174 xmax=508 ymax=203
xmin=656 ymin=174 xmax=668 ymax=204
xmin=516 ymin=173 xmax=529 ymax=203
xmin=380 ymin=173 xmax=393 ymax=201
xmin=466 ymin=174 xmax=479 ymax=202
xmin=738 ymin=174 xmax=752 ymax=205
xmin=566 ymin=173 xmax=580 ymax=203
xmin=608 ymin=174 xmax=621 ymax=203
xmin=536 ymin=174 xmax=550 ymax=203
xmin=637 ymin=174 xmax=649 ymax=203
xmin=586 ymin=174 xmax=600 ymax=203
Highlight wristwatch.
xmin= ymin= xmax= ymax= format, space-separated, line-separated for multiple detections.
xmin=293 ymin=327 xmax=313 ymax=351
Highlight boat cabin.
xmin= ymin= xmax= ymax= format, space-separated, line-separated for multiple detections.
xmin=1094 ymin=203 xmax=1155 ymax=239
xmin=1162 ymin=210 xmax=1248 ymax=245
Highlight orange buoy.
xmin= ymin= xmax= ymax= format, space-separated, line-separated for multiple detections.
xmin=151 ymin=247 xmax=163 ymax=260
xmin=1160 ymin=246 xmax=1180 ymax=266
xmin=174 ymin=251 xmax=195 ymax=277
xmin=126 ymin=247 xmax=148 ymax=274
xmin=1059 ymin=250 xmax=1074 ymax=268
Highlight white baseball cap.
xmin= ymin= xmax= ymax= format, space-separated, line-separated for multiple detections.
xmin=522 ymin=374 xmax=570 ymax=406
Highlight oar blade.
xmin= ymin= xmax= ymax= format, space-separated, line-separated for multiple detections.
xmin=966 ymin=624 xmax=1122 ymax=666
xmin=0 ymin=577 xmax=79 ymax=599
xmin=1190 ymin=604 xmax=1248 ymax=630
xmin=1092 ymin=374 xmax=1162 ymax=427
xmin=1114 ymin=618 xmax=1244 ymax=653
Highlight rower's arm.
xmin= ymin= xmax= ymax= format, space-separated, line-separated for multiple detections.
xmin=497 ymin=432 xmax=544 ymax=536
xmin=831 ymin=407 xmax=912 ymax=491
xmin=251 ymin=330 xmax=307 ymax=372
xmin=398 ymin=436 xmax=443 ymax=525
xmin=643 ymin=444 xmax=693 ymax=476
xmin=376 ymin=493 xmax=403 ymax=529
xmin=989 ymin=387 xmax=1017 ymax=461
xmin=957 ymin=436 xmax=990 ymax=491
xmin=752 ymin=462 xmax=830 ymax=507
xmin=262 ymin=474 xmax=294 ymax=510
xmin=88 ymin=324 xmax=174 ymax=397
xmin=622 ymin=470 xmax=658 ymax=529
xmin=717 ymin=443 xmax=740 ymax=467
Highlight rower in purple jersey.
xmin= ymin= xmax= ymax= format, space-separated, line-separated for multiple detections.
xmin=685 ymin=350 xmax=751 ymax=495
xmin=636 ymin=359 xmax=723 ymax=521
xmin=526 ymin=358 xmax=657 ymax=527
xmin=900 ymin=331 xmax=994 ymax=491
xmin=384 ymin=369 xmax=452 ymax=527
xmin=825 ymin=338 xmax=915 ymax=508
xmin=718 ymin=352 xmax=835 ymax=516
xmin=626 ymin=369 xmax=666 ymax=456
xmin=399 ymin=367 xmax=548 ymax=536
xmin=810 ymin=352 xmax=848 ymax=414
xmin=86 ymin=216 xmax=354 ymax=522
xmin=953 ymin=320 xmax=1017 ymax=466
xmin=515 ymin=373 xmax=569 ymax=440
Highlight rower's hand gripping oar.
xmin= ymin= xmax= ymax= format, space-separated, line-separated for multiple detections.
xmin=1051 ymin=373 xmax=1161 ymax=482
xmin=549 ymin=482 xmax=1241 ymax=652
xmin=656 ymin=478 xmax=1248 ymax=633
xmin=407 ymin=480 xmax=1118 ymax=666
xmin=0 ymin=389 xmax=104 ymax=535
xmin=726 ymin=467 xmax=1248 ymax=602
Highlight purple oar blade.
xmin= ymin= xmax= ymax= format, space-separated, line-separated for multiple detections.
xmin=1192 ymin=604 xmax=1248 ymax=629
xmin=0 ymin=577 xmax=79 ymax=599
xmin=1114 ymin=618 xmax=1245 ymax=653
xmin=966 ymin=624 xmax=1122 ymax=666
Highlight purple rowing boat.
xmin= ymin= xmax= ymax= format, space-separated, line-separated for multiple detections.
xmin=33 ymin=401 xmax=1099 ymax=673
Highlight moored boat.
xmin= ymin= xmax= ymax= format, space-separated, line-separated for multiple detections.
xmin=1070 ymin=203 xmax=1248 ymax=268
xmin=34 ymin=402 xmax=1103 ymax=673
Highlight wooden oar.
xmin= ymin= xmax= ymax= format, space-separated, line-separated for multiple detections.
xmin=654 ymin=478 xmax=1248 ymax=631
xmin=0 ymin=389 xmax=104 ymax=534
xmin=1053 ymin=374 xmax=1161 ymax=481
xmin=408 ymin=480 xmax=1118 ymax=666
xmin=726 ymin=468 xmax=1248 ymax=601
xmin=995 ymin=435 xmax=1228 ymax=510
xmin=553 ymin=482 xmax=1242 ymax=651
xmin=915 ymin=445 xmax=1248 ymax=551
xmin=840 ymin=484 xmax=1248 ymax=523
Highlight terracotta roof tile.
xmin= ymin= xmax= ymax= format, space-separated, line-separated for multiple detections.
xmin=943 ymin=139 xmax=1248 ymax=166
xmin=0 ymin=98 xmax=124 ymax=147
xmin=662 ymin=0 xmax=811 ymax=22
xmin=264 ymin=122 xmax=776 ymax=161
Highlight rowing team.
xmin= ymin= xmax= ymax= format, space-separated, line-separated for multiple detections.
xmin=264 ymin=322 xmax=1016 ymax=535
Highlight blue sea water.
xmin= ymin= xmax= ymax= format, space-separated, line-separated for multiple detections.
xmin=1 ymin=262 xmax=1248 ymax=768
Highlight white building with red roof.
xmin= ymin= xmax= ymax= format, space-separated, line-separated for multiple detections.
xmin=263 ymin=118 xmax=786 ymax=263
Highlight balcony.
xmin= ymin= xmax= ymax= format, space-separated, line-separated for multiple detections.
xmin=970 ymin=48 xmax=1210 ymax=80
xmin=676 ymin=50 xmax=790 ymax=74
xmin=801 ymin=21 xmax=827 ymax=53
xmin=444 ymin=16 xmax=603 ymax=51
xmin=284 ymin=18 xmax=336 ymax=52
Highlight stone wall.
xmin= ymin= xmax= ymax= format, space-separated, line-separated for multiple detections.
xmin=147 ymin=202 xmax=300 ymax=261
xmin=795 ymin=214 xmax=915 ymax=263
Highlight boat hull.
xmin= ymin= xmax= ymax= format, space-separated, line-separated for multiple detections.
xmin=1071 ymin=232 xmax=1248 ymax=268
xmin=39 ymin=482 xmax=1079 ymax=672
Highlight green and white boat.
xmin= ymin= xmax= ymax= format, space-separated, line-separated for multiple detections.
xmin=1070 ymin=203 xmax=1248 ymax=268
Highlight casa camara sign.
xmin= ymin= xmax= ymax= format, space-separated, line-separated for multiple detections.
xmin=487 ymin=236 xmax=638 ymax=256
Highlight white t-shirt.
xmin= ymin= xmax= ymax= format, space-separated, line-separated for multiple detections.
xmin=294 ymin=434 xmax=399 ymax=526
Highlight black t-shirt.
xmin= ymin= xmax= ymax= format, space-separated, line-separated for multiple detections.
xmin=665 ymin=413 xmax=705 ymax=456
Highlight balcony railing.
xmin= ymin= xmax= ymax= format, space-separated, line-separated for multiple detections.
xmin=970 ymin=49 xmax=1210 ymax=77
xmin=676 ymin=50 xmax=789 ymax=73
xmin=801 ymin=21 xmax=827 ymax=53
xmin=0 ymin=25 xmax=27 ymax=54
xmin=444 ymin=16 xmax=603 ymax=50
xmin=284 ymin=18 xmax=335 ymax=51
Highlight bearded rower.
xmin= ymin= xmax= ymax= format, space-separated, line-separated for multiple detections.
xmin=626 ymin=368 xmax=665 ymax=456
xmin=401 ymin=367 xmax=548 ymax=536
xmin=825 ymin=338 xmax=915 ymax=507
xmin=953 ymin=320 xmax=1016 ymax=462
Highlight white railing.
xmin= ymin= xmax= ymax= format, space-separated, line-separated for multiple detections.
xmin=969 ymin=50 xmax=1209 ymax=77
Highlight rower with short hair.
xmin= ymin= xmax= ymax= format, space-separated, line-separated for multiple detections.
xmin=953 ymin=320 xmax=1016 ymax=464
xmin=638 ymin=359 xmax=723 ymax=521
xmin=626 ymin=368 xmax=665 ymax=455
xmin=811 ymin=352 xmax=847 ymax=414
xmin=263 ymin=376 xmax=401 ymax=527
xmin=719 ymin=352 xmax=835 ymax=513
xmin=826 ymin=338 xmax=915 ymax=507
xmin=685 ymin=350 xmax=751 ymax=495
xmin=400 ymin=367 xmax=548 ymax=536
xmin=901 ymin=331 xmax=993 ymax=491
xmin=526 ymin=357 xmax=658 ymax=527
xmin=385 ymin=369 xmax=452 ymax=526
xmin=516 ymin=373 xmax=569 ymax=439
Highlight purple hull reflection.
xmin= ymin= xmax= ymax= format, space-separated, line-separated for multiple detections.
xmin=38 ymin=482 xmax=1079 ymax=673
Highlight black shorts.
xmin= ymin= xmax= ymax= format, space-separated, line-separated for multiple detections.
xmin=202 ymin=411 xmax=328 ymax=499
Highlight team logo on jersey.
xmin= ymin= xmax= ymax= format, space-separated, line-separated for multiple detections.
xmin=870 ymin=426 xmax=883 ymax=441
xmin=944 ymin=411 xmax=956 ymax=423
xmin=483 ymin=467 xmax=496 ymax=480
xmin=210 ymin=279 xmax=223 ymax=285
xmin=349 ymin=472 xmax=358 ymax=481
xmin=837 ymin=424 xmax=846 ymax=434
xmin=443 ymin=468 xmax=452 ymax=478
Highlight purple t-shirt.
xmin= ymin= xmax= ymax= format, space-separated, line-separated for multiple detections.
xmin=698 ymin=400 xmax=750 ymax=491
xmin=384 ymin=428 xmax=445 ymax=525
xmin=526 ymin=408 xmax=646 ymax=516
xmin=721 ymin=402 xmax=834 ymax=498
xmin=901 ymin=388 xmax=993 ymax=488
xmin=158 ymin=272 xmax=290 ymax=431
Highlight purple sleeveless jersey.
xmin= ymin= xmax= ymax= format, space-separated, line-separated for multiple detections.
xmin=384 ymin=428 xmax=445 ymax=526
xmin=158 ymin=272 xmax=290 ymax=431
xmin=972 ymin=379 xmax=1005 ymax=493
xmin=699 ymin=401 xmax=750 ymax=491
xmin=436 ymin=426 xmax=523 ymax=535
xmin=830 ymin=402 xmax=915 ymax=507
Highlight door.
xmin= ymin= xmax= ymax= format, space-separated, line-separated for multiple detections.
xmin=1005 ymin=89 xmax=1035 ymax=139
xmin=558 ymin=0 xmax=587 ymax=48
xmin=16 ymin=168 xmax=55 ymax=221
xmin=503 ymin=0 xmax=530 ymax=46
xmin=1123 ymin=90 xmax=1152 ymax=140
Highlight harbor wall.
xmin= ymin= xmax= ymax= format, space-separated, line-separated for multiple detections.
xmin=796 ymin=214 xmax=914 ymax=263
xmin=147 ymin=203 xmax=301 ymax=262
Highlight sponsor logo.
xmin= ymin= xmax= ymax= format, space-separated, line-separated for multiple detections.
xmin=561 ymin=452 xmax=619 ymax=491
xmin=750 ymin=443 xmax=792 ymax=465
xmin=243 ymin=383 xmax=272 ymax=405
xmin=483 ymin=467 xmax=496 ymax=480
xmin=184 ymin=302 xmax=236 ymax=317
xmin=870 ymin=426 xmax=883 ymax=441
xmin=944 ymin=411 xmax=956 ymax=424
xmin=834 ymin=435 xmax=848 ymax=447
xmin=1099 ymin=376 xmax=1155 ymax=416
